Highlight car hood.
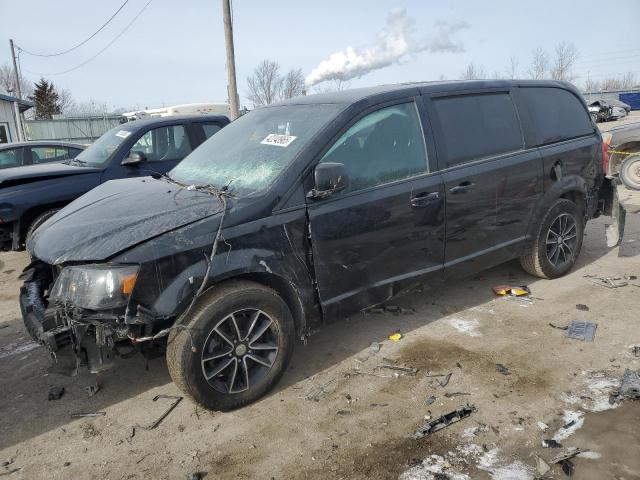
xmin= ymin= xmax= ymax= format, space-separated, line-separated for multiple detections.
xmin=29 ymin=176 xmax=225 ymax=264
xmin=0 ymin=162 xmax=100 ymax=187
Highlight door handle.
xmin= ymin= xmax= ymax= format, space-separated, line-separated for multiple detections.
xmin=449 ymin=181 xmax=475 ymax=194
xmin=411 ymin=191 xmax=440 ymax=207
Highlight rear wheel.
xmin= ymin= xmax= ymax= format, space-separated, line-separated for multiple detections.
xmin=520 ymin=199 xmax=584 ymax=279
xmin=620 ymin=154 xmax=640 ymax=190
xmin=166 ymin=280 xmax=294 ymax=411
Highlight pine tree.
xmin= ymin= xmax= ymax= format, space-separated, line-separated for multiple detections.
xmin=28 ymin=78 xmax=62 ymax=119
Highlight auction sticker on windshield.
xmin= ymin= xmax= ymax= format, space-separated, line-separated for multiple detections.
xmin=261 ymin=134 xmax=297 ymax=147
xmin=115 ymin=130 xmax=132 ymax=139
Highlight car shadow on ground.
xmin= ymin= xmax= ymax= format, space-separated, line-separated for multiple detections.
xmin=0 ymin=217 xmax=620 ymax=451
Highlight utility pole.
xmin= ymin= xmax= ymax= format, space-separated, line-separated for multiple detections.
xmin=222 ymin=0 xmax=239 ymax=120
xmin=9 ymin=39 xmax=22 ymax=99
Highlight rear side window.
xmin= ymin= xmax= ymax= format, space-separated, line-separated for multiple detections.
xmin=0 ymin=149 xmax=20 ymax=168
xmin=433 ymin=93 xmax=523 ymax=167
xmin=520 ymin=87 xmax=593 ymax=145
xmin=30 ymin=146 xmax=70 ymax=164
xmin=198 ymin=122 xmax=222 ymax=139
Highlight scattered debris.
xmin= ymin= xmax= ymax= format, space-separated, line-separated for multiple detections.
xmin=537 ymin=421 xmax=549 ymax=432
xmin=575 ymin=304 xmax=590 ymax=311
xmin=413 ymin=405 xmax=476 ymax=439
xmin=609 ymin=369 xmax=640 ymax=404
xmin=363 ymin=307 xmax=384 ymax=315
xmin=632 ymin=346 xmax=640 ymax=357
xmin=550 ymin=448 xmax=583 ymax=464
xmin=444 ymin=392 xmax=470 ymax=398
xmin=369 ymin=342 xmax=381 ymax=353
xmin=542 ymin=439 xmax=563 ymax=448
xmin=71 ymin=412 xmax=106 ymax=418
xmin=535 ymin=455 xmax=551 ymax=476
xmin=336 ymin=410 xmax=352 ymax=416
xmin=81 ymin=423 xmax=101 ymax=439
xmin=389 ymin=332 xmax=403 ymax=342
xmin=47 ymin=386 xmax=65 ymax=401
xmin=301 ymin=378 xmax=337 ymax=401
xmin=456 ymin=362 xmax=462 ymax=369
xmin=549 ymin=323 xmax=569 ymax=330
xmin=425 ymin=395 xmax=437 ymax=405
xmin=566 ymin=321 xmax=598 ymax=342
xmin=492 ymin=285 xmax=531 ymax=296
xmin=375 ymin=364 xmax=418 ymax=376
xmin=553 ymin=411 xmax=585 ymax=441
xmin=187 ymin=473 xmax=204 ymax=480
xmin=383 ymin=305 xmax=415 ymax=315
xmin=589 ymin=276 xmax=628 ymax=288
xmin=370 ymin=403 xmax=389 ymax=407
xmin=85 ymin=384 xmax=100 ymax=397
xmin=495 ymin=364 xmax=511 ymax=376
xmin=134 ymin=395 xmax=183 ymax=431
xmin=438 ymin=373 xmax=453 ymax=388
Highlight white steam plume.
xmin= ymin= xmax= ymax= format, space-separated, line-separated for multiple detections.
xmin=305 ymin=9 xmax=468 ymax=87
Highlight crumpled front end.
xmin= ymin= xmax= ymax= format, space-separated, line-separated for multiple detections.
xmin=19 ymin=260 xmax=146 ymax=374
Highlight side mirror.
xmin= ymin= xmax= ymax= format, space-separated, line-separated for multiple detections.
xmin=308 ymin=162 xmax=349 ymax=199
xmin=121 ymin=151 xmax=147 ymax=166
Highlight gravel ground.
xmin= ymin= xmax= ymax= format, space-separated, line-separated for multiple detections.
xmin=1 ymin=118 xmax=639 ymax=478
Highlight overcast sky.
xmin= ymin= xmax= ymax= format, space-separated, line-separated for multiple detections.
xmin=1 ymin=0 xmax=639 ymax=110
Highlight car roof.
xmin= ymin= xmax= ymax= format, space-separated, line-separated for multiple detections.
xmin=0 ymin=140 xmax=86 ymax=150
xmin=272 ymin=79 xmax=579 ymax=107
xmin=121 ymin=114 xmax=230 ymax=129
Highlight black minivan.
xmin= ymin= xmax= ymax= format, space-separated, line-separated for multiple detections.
xmin=21 ymin=80 xmax=604 ymax=410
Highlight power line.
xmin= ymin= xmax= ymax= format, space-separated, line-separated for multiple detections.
xmin=17 ymin=0 xmax=130 ymax=57
xmin=21 ymin=0 xmax=153 ymax=76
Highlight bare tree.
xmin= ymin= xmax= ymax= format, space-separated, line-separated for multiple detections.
xmin=460 ymin=63 xmax=486 ymax=80
xmin=506 ymin=55 xmax=519 ymax=79
xmin=550 ymin=42 xmax=578 ymax=82
xmin=583 ymin=76 xmax=601 ymax=93
xmin=57 ymin=88 xmax=76 ymax=114
xmin=246 ymin=60 xmax=283 ymax=107
xmin=281 ymin=69 xmax=305 ymax=99
xmin=312 ymin=78 xmax=352 ymax=94
xmin=0 ymin=63 xmax=32 ymax=98
xmin=527 ymin=48 xmax=548 ymax=80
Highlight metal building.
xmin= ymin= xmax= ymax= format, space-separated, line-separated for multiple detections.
xmin=0 ymin=93 xmax=33 ymax=144
xmin=24 ymin=115 xmax=123 ymax=144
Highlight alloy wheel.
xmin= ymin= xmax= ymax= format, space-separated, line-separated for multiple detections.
xmin=545 ymin=213 xmax=577 ymax=267
xmin=201 ymin=309 xmax=279 ymax=394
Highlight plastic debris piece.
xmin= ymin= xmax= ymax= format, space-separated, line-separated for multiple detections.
xmin=549 ymin=323 xmax=569 ymax=330
xmin=425 ymin=395 xmax=437 ymax=405
xmin=492 ymin=285 xmax=531 ymax=296
xmin=85 ymin=384 xmax=100 ymax=397
xmin=47 ymin=386 xmax=65 ymax=401
xmin=438 ymin=373 xmax=452 ymax=388
xmin=566 ymin=321 xmax=598 ymax=342
xmin=542 ymin=439 xmax=563 ymax=448
xmin=369 ymin=342 xmax=381 ymax=353
xmin=575 ymin=304 xmax=590 ymax=311
xmin=413 ymin=404 xmax=476 ymax=438
xmin=496 ymin=363 xmax=511 ymax=375
xmin=389 ymin=332 xmax=403 ymax=342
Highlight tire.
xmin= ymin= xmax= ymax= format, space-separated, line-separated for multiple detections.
xmin=520 ymin=199 xmax=584 ymax=279
xmin=25 ymin=209 xmax=59 ymax=247
xmin=620 ymin=154 xmax=640 ymax=190
xmin=166 ymin=280 xmax=295 ymax=411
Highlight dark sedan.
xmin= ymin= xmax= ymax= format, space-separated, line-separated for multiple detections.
xmin=0 ymin=141 xmax=85 ymax=169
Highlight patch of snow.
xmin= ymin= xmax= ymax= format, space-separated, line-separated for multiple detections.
xmin=399 ymin=454 xmax=470 ymax=480
xmin=457 ymin=443 xmax=483 ymax=457
xmin=477 ymin=449 xmax=534 ymax=480
xmin=578 ymin=451 xmax=602 ymax=460
xmin=585 ymin=377 xmax=619 ymax=412
xmin=0 ymin=340 xmax=40 ymax=359
xmin=447 ymin=318 xmax=481 ymax=337
xmin=552 ymin=410 xmax=585 ymax=441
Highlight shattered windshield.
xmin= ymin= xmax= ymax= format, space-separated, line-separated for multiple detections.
xmin=169 ymin=104 xmax=343 ymax=195
xmin=74 ymin=124 xmax=136 ymax=166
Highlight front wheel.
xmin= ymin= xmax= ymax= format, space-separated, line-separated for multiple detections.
xmin=520 ymin=199 xmax=584 ymax=279
xmin=166 ymin=280 xmax=295 ymax=411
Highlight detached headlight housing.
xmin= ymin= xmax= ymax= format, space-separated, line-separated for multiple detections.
xmin=50 ymin=264 xmax=139 ymax=310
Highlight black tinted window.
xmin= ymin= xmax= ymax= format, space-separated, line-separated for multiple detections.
xmin=67 ymin=147 xmax=83 ymax=158
xmin=520 ymin=87 xmax=593 ymax=145
xmin=319 ymin=102 xmax=428 ymax=193
xmin=199 ymin=123 xmax=222 ymax=139
xmin=433 ymin=93 xmax=523 ymax=167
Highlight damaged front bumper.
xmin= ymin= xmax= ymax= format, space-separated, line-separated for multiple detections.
xmin=20 ymin=274 xmax=132 ymax=374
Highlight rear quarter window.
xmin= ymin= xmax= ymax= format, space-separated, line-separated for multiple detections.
xmin=433 ymin=93 xmax=523 ymax=168
xmin=520 ymin=87 xmax=593 ymax=145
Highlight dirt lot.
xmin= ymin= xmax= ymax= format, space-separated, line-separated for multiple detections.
xmin=1 ymin=122 xmax=640 ymax=479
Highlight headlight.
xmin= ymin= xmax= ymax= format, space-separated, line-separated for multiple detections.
xmin=50 ymin=265 xmax=139 ymax=310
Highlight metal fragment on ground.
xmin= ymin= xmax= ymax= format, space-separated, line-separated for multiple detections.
xmin=551 ymin=448 xmax=584 ymax=464
xmin=575 ymin=304 xmax=590 ymax=311
xmin=85 ymin=384 xmax=100 ymax=397
xmin=425 ymin=395 xmax=437 ymax=405
xmin=566 ymin=321 xmax=598 ymax=342
xmin=47 ymin=386 xmax=65 ymax=401
xmin=542 ymin=439 xmax=563 ymax=448
xmin=589 ymin=277 xmax=628 ymax=288
xmin=71 ymin=412 xmax=106 ymax=418
xmin=444 ymin=392 xmax=470 ymax=398
xmin=609 ymin=369 xmax=640 ymax=403
xmin=496 ymin=363 xmax=511 ymax=375
xmin=438 ymin=373 xmax=452 ymax=388
xmin=549 ymin=323 xmax=569 ymax=330
xmin=375 ymin=364 xmax=418 ymax=376
xmin=413 ymin=404 xmax=476 ymax=439
xmin=134 ymin=395 xmax=183 ymax=431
